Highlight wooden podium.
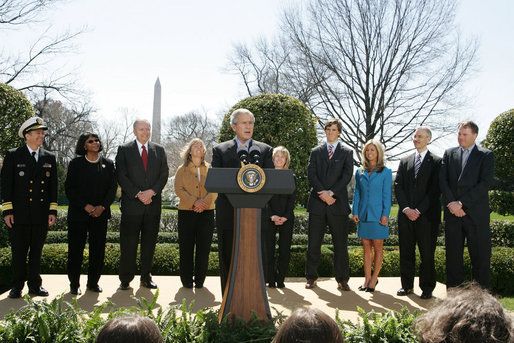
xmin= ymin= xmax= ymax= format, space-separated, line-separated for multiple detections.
xmin=205 ymin=167 xmax=295 ymax=323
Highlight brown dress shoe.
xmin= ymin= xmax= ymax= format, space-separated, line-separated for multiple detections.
xmin=305 ymin=279 xmax=317 ymax=289
xmin=337 ymin=281 xmax=351 ymax=291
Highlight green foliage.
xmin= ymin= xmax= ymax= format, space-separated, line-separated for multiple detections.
xmin=0 ymin=83 xmax=34 ymax=155
xmin=483 ymin=109 xmax=514 ymax=215
xmin=219 ymin=94 xmax=318 ymax=206
xmin=483 ymin=109 xmax=514 ymax=180
xmin=0 ymin=292 xmax=279 ymax=343
xmin=338 ymin=307 xmax=419 ymax=343
xmin=489 ymin=190 xmax=514 ymax=216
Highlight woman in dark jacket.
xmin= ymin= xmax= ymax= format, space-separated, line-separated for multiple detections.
xmin=65 ymin=133 xmax=117 ymax=295
xmin=262 ymin=146 xmax=296 ymax=288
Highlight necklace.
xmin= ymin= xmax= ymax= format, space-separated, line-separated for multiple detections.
xmin=85 ymin=155 xmax=100 ymax=163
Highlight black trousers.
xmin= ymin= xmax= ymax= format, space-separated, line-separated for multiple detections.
xmin=305 ymin=213 xmax=349 ymax=282
xmin=399 ymin=215 xmax=437 ymax=293
xmin=218 ymin=228 xmax=234 ymax=294
xmin=445 ymin=215 xmax=491 ymax=288
xmin=177 ymin=210 xmax=214 ymax=287
xmin=262 ymin=219 xmax=294 ymax=284
xmin=67 ymin=218 xmax=108 ymax=288
xmin=119 ymin=211 xmax=160 ymax=283
xmin=9 ymin=223 xmax=48 ymax=290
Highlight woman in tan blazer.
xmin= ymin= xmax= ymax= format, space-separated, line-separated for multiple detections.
xmin=174 ymin=138 xmax=217 ymax=288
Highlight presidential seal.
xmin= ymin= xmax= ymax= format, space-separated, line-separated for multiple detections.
xmin=237 ymin=164 xmax=266 ymax=193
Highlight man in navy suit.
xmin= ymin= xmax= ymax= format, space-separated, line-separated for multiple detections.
xmin=116 ymin=119 xmax=169 ymax=290
xmin=440 ymin=120 xmax=494 ymax=288
xmin=211 ymin=108 xmax=274 ymax=294
xmin=395 ymin=127 xmax=441 ymax=299
xmin=305 ymin=118 xmax=353 ymax=290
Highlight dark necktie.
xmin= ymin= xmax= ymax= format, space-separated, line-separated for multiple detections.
xmin=31 ymin=151 xmax=37 ymax=163
xmin=142 ymin=145 xmax=148 ymax=171
xmin=414 ymin=154 xmax=421 ymax=178
xmin=328 ymin=144 xmax=333 ymax=160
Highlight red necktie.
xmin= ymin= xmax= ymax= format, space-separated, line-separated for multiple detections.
xmin=328 ymin=144 xmax=333 ymax=160
xmin=142 ymin=145 xmax=148 ymax=171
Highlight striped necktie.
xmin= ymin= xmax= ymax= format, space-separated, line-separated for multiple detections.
xmin=328 ymin=144 xmax=333 ymax=160
xmin=414 ymin=153 xmax=421 ymax=178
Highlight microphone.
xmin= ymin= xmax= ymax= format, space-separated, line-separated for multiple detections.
xmin=237 ymin=146 xmax=249 ymax=165
xmin=249 ymin=145 xmax=262 ymax=166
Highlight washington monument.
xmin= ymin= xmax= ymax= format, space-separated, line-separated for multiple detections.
xmin=152 ymin=77 xmax=161 ymax=144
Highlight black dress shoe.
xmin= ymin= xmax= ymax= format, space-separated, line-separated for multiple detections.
xmin=87 ymin=285 xmax=103 ymax=293
xmin=183 ymin=283 xmax=193 ymax=289
xmin=194 ymin=283 xmax=203 ymax=289
xmin=70 ymin=287 xmax=82 ymax=295
xmin=358 ymin=285 xmax=368 ymax=291
xmin=141 ymin=279 xmax=157 ymax=289
xmin=397 ymin=288 xmax=414 ymax=296
xmin=420 ymin=292 xmax=433 ymax=299
xmin=8 ymin=288 xmax=22 ymax=299
xmin=267 ymin=282 xmax=276 ymax=288
xmin=366 ymin=279 xmax=378 ymax=293
xmin=305 ymin=279 xmax=317 ymax=289
xmin=276 ymin=281 xmax=285 ymax=289
xmin=337 ymin=281 xmax=351 ymax=291
xmin=119 ymin=282 xmax=130 ymax=290
xmin=29 ymin=286 xmax=49 ymax=296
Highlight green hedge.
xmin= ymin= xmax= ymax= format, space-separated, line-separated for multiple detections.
xmin=0 ymin=244 xmax=512 ymax=293
xmin=42 ymin=222 xmax=511 ymax=248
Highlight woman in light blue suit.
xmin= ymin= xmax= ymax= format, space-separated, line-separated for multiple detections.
xmin=352 ymin=139 xmax=392 ymax=292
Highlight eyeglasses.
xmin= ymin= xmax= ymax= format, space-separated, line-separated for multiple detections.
xmin=87 ymin=139 xmax=100 ymax=143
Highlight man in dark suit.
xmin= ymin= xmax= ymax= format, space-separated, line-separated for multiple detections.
xmin=116 ymin=119 xmax=169 ymax=290
xmin=305 ymin=118 xmax=353 ymax=290
xmin=440 ymin=120 xmax=494 ymax=288
xmin=211 ymin=108 xmax=274 ymax=294
xmin=395 ymin=127 xmax=441 ymax=299
xmin=1 ymin=117 xmax=58 ymax=298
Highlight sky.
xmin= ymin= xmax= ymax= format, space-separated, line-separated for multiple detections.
xmin=3 ymin=0 xmax=513 ymax=145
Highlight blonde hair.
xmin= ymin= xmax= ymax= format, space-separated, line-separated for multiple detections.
xmin=272 ymin=146 xmax=291 ymax=169
xmin=179 ymin=138 xmax=206 ymax=167
xmin=360 ymin=139 xmax=386 ymax=174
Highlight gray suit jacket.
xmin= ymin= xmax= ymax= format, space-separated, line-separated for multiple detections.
xmin=115 ymin=140 xmax=169 ymax=216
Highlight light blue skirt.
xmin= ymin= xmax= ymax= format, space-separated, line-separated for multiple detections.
xmin=357 ymin=221 xmax=389 ymax=240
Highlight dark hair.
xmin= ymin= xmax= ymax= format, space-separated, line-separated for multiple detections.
xmin=458 ymin=120 xmax=479 ymax=135
xmin=95 ymin=315 xmax=163 ymax=343
xmin=75 ymin=133 xmax=103 ymax=156
xmin=324 ymin=117 xmax=342 ymax=133
xmin=415 ymin=283 xmax=513 ymax=343
xmin=273 ymin=307 xmax=345 ymax=343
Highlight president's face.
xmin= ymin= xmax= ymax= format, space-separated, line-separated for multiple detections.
xmin=134 ymin=120 xmax=151 ymax=144
xmin=231 ymin=113 xmax=254 ymax=143
xmin=458 ymin=126 xmax=477 ymax=149
xmin=413 ymin=129 xmax=430 ymax=151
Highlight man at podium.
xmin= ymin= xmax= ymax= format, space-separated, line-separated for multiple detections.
xmin=211 ymin=108 xmax=274 ymax=294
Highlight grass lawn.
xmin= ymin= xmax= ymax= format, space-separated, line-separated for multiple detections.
xmin=498 ymin=296 xmax=514 ymax=312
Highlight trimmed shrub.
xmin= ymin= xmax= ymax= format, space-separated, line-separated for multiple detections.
xmin=219 ymin=94 xmax=318 ymax=206
xmin=0 ymin=83 xmax=34 ymax=155
xmin=483 ymin=109 xmax=514 ymax=215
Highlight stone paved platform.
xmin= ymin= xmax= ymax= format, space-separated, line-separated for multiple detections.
xmin=0 ymin=275 xmax=446 ymax=322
